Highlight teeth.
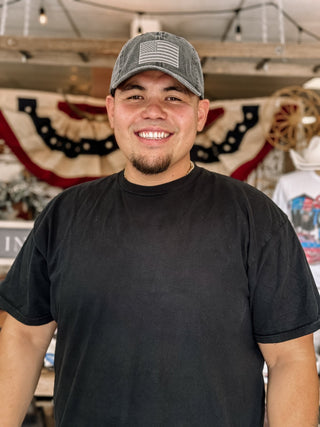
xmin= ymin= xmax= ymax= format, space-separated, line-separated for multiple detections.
xmin=138 ymin=131 xmax=169 ymax=139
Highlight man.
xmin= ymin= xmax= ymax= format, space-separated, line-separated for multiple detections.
xmin=0 ymin=31 xmax=319 ymax=426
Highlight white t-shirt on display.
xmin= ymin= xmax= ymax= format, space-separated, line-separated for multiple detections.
xmin=273 ymin=170 xmax=320 ymax=291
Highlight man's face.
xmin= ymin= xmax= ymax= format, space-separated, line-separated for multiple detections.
xmin=106 ymin=70 xmax=209 ymax=183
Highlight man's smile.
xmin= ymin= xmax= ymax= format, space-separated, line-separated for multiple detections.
xmin=136 ymin=131 xmax=171 ymax=140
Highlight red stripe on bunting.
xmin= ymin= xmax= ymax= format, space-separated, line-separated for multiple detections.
xmin=0 ymin=110 xmax=99 ymax=188
xmin=57 ymin=102 xmax=107 ymax=120
xmin=231 ymin=141 xmax=274 ymax=181
xmin=203 ymin=107 xmax=224 ymax=129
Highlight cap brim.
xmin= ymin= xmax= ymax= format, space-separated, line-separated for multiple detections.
xmin=111 ymin=65 xmax=202 ymax=98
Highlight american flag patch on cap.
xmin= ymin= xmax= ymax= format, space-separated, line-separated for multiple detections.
xmin=139 ymin=40 xmax=179 ymax=68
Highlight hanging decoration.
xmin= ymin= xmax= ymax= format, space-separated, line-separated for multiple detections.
xmin=0 ymin=89 xmax=275 ymax=192
xmin=0 ymin=89 xmax=126 ymax=188
xmin=193 ymin=97 xmax=274 ymax=180
xmin=261 ymin=86 xmax=320 ymax=151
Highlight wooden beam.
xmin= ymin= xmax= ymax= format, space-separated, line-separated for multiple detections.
xmin=1 ymin=36 xmax=320 ymax=60
xmin=194 ymin=41 xmax=320 ymax=59
xmin=0 ymin=36 xmax=126 ymax=56
xmin=202 ymin=60 xmax=319 ymax=77
xmin=0 ymin=50 xmax=116 ymax=68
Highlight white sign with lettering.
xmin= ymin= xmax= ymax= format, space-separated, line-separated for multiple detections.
xmin=0 ymin=221 xmax=33 ymax=265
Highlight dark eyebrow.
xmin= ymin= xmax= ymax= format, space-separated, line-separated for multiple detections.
xmin=164 ymin=85 xmax=193 ymax=98
xmin=164 ymin=85 xmax=189 ymax=94
xmin=118 ymin=82 xmax=191 ymax=96
xmin=119 ymin=83 xmax=145 ymax=92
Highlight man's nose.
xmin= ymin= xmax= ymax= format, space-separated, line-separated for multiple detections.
xmin=141 ymin=100 xmax=167 ymax=120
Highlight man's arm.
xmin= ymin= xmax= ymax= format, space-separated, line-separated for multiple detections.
xmin=259 ymin=334 xmax=319 ymax=427
xmin=0 ymin=313 xmax=57 ymax=426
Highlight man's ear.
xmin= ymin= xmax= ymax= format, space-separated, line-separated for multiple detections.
xmin=106 ymin=95 xmax=115 ymax=129
xmin=197 ymin=99 xmax=210 ymax=132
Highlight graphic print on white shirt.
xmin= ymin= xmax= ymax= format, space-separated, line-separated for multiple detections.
xmin=289 ymin=194 xmax=320 ymax=264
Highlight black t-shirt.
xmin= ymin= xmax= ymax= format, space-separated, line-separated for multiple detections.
xmin=1 ymin=166 xmax=319 ymax=426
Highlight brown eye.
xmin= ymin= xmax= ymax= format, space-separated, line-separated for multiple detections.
xmin=166 ymin=96 xmax=181 ymax=101
xmin=128 ymin=95 xmax=143 ymax=100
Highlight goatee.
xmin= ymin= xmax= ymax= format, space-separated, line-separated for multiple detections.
xmin=131 ymin=155 xmax=171 ymax=175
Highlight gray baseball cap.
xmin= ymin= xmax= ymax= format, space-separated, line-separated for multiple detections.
xmin=110 ymin=31 xmax=204 ymax=99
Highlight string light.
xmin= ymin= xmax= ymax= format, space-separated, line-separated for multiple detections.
xmin=134 ymin=13 xmax=143 ymax=36
xmin=1 ymin=0 xmax=319 ymax=44
xmin=234 ymin=7 xmax=242 ymax=42
xmin=39 ymin=5 xmax=48 ymax=25
xmin=235 ymin=24 xmax=242 ymax=42
xmin=75 ymin=0 xmax=320 ymax=43
xmin=297 ymin=26 xmax=303 ymax=44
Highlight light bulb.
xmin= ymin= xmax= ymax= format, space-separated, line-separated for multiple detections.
xmin=39 ymin=7 xmax=48 ymax=25
xmin=235 ymin=24 xmax=242 ymax=42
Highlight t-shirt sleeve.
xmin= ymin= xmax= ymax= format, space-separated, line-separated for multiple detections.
xmin=250 ymin=218 xmax=320 ymax=343
xmin=0 ymin=228 xmax=53 ymax=326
